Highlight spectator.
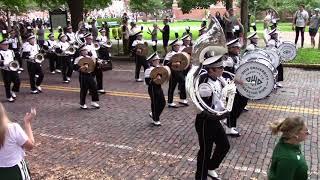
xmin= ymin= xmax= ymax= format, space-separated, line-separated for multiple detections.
xmin=215 ymin=11 xmax=225 ymax=31
xmin=309 ymin=8 xmax=320 ymax=48
xmin=268 ymin=116 xmax=309 ymax=180
xmin=0 ymin=104 xmax=36 ymax=179
xmin=121 ymin=20 xmax=130 ymax=55
xmin=224 ymin=8 xmax=239 ymax=41
xmin=148 ymin=23 xmax=158 ymax=52
xmin=292 ymin=4 xmax=309 ymax=48
xmin=36 ymin=24 xmax=45 ymax=48
xmin=160 ymin=18 xmax=170 ymax=54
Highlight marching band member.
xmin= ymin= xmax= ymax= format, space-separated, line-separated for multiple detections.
xmin=65 ymin=26 xmax=76 ymax=44
xmin=199 ymin=26 xmax=206 ymax=37
xmin=0 ymin=39 xmax=21 ymax=102
xmin=43 ymin=33 xmax=58 ymax=74
xmin=267 ymin=29 xmax=284 ymax=88
xmin=182 ymin=26 xmax=193 ymax=40
xmin=83 ymin=32 xmax=106 ymax=93
xmin=144 ymin=52 xmax=166 ymax=126
xmin=195 ymin=52 xmax=230 ymax=180
xmin=164 ymin=39 xmax=188 ymax=107
xmin=73 ymin=45 xmax=100 ymax=109
xmin=21 ymin=34 xmax=44 ymax=94
xmin=246 ymin=32 xmax=259 ymax=51
xmin=57 ymin=34 xmax=73 ymax=83
xmin=179 ymin=34 xmax=192 ymax=51
xmin=132 ymin=32 xmax=149 ymax=82
xmin=8 ymin=29 xmax=23 ymax=72
xmin=95 ymin=28 xmax=111 ymax=94
xmin=223 ymin=38 xmax=247 ymax=137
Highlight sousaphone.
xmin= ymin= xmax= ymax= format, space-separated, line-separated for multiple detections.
xmin=170 ymin=52 xmax=191 ymax=71
xmin=77 ymin=57 xmax=96 ymax=73
xmin=150 ymin=66 xmax=171 ymax=85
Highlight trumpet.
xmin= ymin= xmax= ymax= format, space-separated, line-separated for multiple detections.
xmin=93 ymin=42 xmax=100 ymax=50
xmin=34 ymin=53 xmax=45 ymax=63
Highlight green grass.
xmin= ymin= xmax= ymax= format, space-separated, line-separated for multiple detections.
xmin=289 ymin=48 xmax=320 ymax=64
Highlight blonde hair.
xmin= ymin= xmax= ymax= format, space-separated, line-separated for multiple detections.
xmin=269 ymin=116 xmax=305 ymax=140
xmin=0 ymin=103 xmax=9 ymax=149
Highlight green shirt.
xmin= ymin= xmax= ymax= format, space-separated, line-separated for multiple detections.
xmin=268 ymin=138 xmax=308 ymax=180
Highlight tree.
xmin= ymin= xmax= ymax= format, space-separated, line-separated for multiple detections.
xmin=0 ymin=0 xmax=28 ymax=30
xmin=178 ymin=0 xmax=233 ymax=13
xmin=34 ymin=0 xmax=112 ymax=32
xmin=129 ymin=0 xmax=164 ymax=18
xmin=162 ymin=0 xmax=173 ymax=10
xmin=240 ymin=0 xmax=248 ymax=48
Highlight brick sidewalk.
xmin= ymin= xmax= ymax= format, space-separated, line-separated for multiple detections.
xmin=1 ymin=61 xmax=319 ymax=179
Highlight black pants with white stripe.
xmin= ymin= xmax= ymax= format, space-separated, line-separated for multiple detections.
xmin=60 ymin=55 xmax=73 ymax=81
xmin=0 ymin=159 xmax=31 ymax=180
xmin=135 ymin=55 xmax=149 ymax=79
xmin=1 ymin=70 xmax=20 ymax=98
xmin=94 ymin=68 xmax=104 ymax=90
xmin=167 ymin=71 xmax=186 ymax=104
xmin=277 ymin=64 xmax=283 ymax=82
xmin=79 ymin=73 xmax=99 ymax=105
xmin=195 ymin=112 xmax=230 ymax=179
xmin=27 ymin=62 xmax=44 ymax=91
xmin=227 ymin=92 xmax=248 ymax=128
xmin=148 ymin=84 xmax=165 ymax=122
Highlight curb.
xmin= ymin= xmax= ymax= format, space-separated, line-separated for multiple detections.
xmin=282 ymin=63 xmax=320 ymax=69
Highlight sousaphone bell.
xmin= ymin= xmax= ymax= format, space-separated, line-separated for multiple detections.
xmin=77 ymin=57 xmax=96 ymax=73
xmin=150 ymin=66 xmax=171 ymax=85
xmin=170 ymin=52 xmax=191 ymax=71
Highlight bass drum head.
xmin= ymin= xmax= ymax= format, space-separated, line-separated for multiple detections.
xmin=264 ymin=47 xmax=280 ymax=68
xmin=235 ymin=60 xmax=275 ymax=100
xmin=242 ymin=49 xmax=272 ymax=64
xmin=278 ymin=41 xmax=296 ymax=62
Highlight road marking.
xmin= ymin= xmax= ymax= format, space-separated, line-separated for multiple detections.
xmin=1 ymin=82 xmax=319 ymax=115
xmin=37 ymin=132 xmax=268 ymax=175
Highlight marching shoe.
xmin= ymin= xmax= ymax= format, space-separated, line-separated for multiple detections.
xmin=98 ymin=89 xmax=106 ymax=94
xmin=168 ymin=103 xmax=178 ymax=108
xmin=51 ymin=71 xmax=56 ymax=74
xmin=149 ymin=112 xmax=153 ymax=119
xmin=7 ymin=97 xmax=15 ymax=102
xmin=226 ymin=127 xmax=241 ymax=137
xmin=11 ymin=92 xmax=16 ymax=98
xmin=18 ymin=71 xmax=22 ymax=74
xmin=208 ymin=170 xmax=219 ymax=179
xmin=135 ymin=78 xmax=143 ymax=82
xmin=80 ymin=104 xmax=88 ymax=109
xmin=35 ymin=74 xmax=39 ymax=78
xmin=152 ymin=121 xmax=161 ymax=126
xmin=67 ymin=77 xmax=71 ymax=81
xmin=178 ymin=99 xmax=189 ymax=106
xmin=18 ymin=68 xmax=24 ymax=71
xmin=55 ymin=69 xmax=61 ymax=73
xmin=36 ymin=86 xmax=42 ymax=92
xmin=221 ymin=118 xmax=227 ymax=126
xmin=276 ymin=82 xmax=283 ymax=88
xmin=243 ymin=107 xmax=249 ymax=112
xmin=30 ymin=90 xmax=39 ymax=94
xmin=91 ymin=102 xmax=100 ymax=108
xmin=63 ymin=80 xmax=69 ymax=83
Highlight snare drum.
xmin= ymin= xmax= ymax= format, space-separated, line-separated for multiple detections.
xmin=235 ymin=58 xmax=276 ymax=100
xmin=277 ymin=41 xmax=296 ymax=62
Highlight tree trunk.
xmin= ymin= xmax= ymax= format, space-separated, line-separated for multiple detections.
xmin=226 ymin=0 xmax=233 ymax=11
xmin=67 ymin=0 xmax=84 ymax=32
xmin=318 ymin=31 xmax=320 ymax=49
xmin=240 ymin=0 xmax=248 ymax=49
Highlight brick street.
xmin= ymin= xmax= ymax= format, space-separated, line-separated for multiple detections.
xmin=1 ymin=60 xmax=319 ymax=180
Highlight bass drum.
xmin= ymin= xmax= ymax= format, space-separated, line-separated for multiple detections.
xmin=235 ymin=58 xmax=276 ymax=100
xmin=264 ymin=47 xmax=280 ymax=68
xmin=277 ymin=41 xmax=296 ymax=62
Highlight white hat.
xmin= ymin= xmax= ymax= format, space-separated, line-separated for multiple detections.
xmin=146 ymin=52 xmax=161 ymax=61
xmin=203 ymin=54 xmax=224 ymax=67
xmin=226 ymin=38 xmax=241 ymax=48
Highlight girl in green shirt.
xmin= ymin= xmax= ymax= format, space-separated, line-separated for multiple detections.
xmin=268 ymin=117 xmax=310 ymax=180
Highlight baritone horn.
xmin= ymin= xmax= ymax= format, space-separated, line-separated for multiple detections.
xmin=94 ymin=42 xmax=100 ymax=50
xmin=150 ymin=66 xmax=171 ymax=85
xmin=65 ymin=45 xmax=76 ymax=55
xmin=8 ymin=61 xmax=20 ymax=71
xmin=34 ymin=53 xmax=45 ymax=63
